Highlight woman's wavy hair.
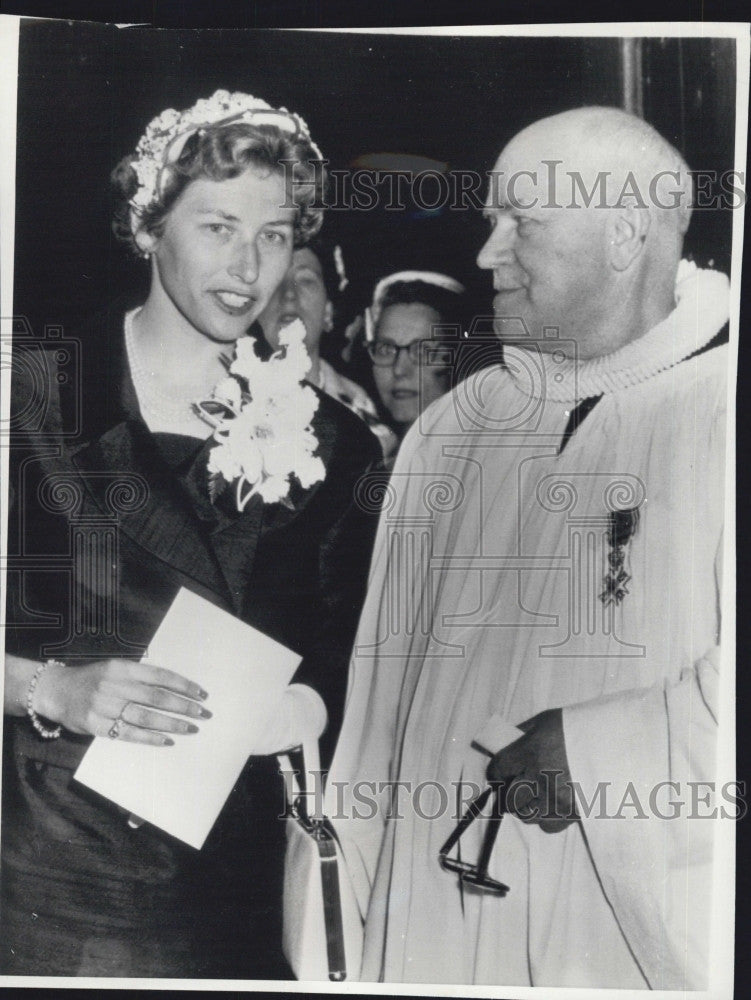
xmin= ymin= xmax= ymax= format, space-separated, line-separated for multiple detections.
xmin=111 ymin=122 xmax=326 ymax=254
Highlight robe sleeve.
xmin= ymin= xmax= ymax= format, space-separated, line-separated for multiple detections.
xmin=562 ymin=642 xmax=722 ymax=989
xmin=562 ymin=350 xmax=728 ymax=990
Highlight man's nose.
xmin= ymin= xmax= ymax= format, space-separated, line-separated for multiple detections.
xmin=477 ymin=219 xmax=516 ymax=270
xmin=228 ymin=240 xmax=259 ymax=284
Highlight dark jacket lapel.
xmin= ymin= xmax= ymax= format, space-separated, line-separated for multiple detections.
xmin=178 ymin=437 xmax=266 ymax=613
xmin=62 ymin=305 xmax=247 ymax=610
xmin=71 ymin=418 xmax=234 ymax=604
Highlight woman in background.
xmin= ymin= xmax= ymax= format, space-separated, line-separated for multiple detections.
xmin=3 ymin=90 xmax=380 ymax=980
xmin=365 ymin=271 xmax=468 ymax=454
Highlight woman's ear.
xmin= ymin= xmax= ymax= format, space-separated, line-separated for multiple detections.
xmin=130 ymin=210 xmax=159 ymax=258
xmin=323 ymin=300 xmax=334 ymax=333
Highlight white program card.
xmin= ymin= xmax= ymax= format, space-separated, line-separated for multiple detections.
xmin=74 ymin=587 xmax=301 ymax=849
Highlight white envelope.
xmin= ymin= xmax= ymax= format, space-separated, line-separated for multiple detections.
xmin=74 ymin=587 xmax=301 ymax=849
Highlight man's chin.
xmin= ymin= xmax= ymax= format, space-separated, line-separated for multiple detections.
xmin=492 ymin=313 xmax=536 ymax=343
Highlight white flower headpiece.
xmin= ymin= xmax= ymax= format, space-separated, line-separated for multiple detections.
xmin=129 ymin=89 xmax=324 ymax=215
xmin=365 ymin=270 xmax=466 ymax=341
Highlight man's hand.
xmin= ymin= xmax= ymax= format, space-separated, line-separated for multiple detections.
xmin=486 ymin=708 xmax=578 ymax=833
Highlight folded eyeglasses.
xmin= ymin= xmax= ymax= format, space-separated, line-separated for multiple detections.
xmin=438 ymin=784 xmax=510 ymax=896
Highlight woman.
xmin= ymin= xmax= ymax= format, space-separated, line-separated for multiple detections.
xmin=2 ymin=90 xmax=380 ymax=979
xmin=259 ymin=238 xmax=398 ymax=459
xmin=365 ymin=271 xmax=468 ymax=449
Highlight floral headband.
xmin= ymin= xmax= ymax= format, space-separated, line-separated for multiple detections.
xmin=365 ymin=270 xmax=466 ymax=341
xmin=129 ymin=89 xmax=324 ymax=215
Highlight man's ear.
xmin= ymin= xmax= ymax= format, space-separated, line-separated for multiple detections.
xmin=323 ymin=300 xmax=334 ymax=333
xmin=608 ymin=206 xmax=651 ymax=272
xmin=130 ymin=210 xmax=159 ymax=257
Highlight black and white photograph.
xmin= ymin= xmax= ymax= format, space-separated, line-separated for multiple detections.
xmin=0 ymin=12 xmax=746 ymax=996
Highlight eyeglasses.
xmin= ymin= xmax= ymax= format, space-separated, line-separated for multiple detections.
xmin=367 ymin=339 xmax=453 ymax=368
xmin=438 ymin=785 xmax=509 ymax=896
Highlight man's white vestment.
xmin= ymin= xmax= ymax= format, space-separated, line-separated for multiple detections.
xmin=328 ymin=263 xmax=730 ymax=988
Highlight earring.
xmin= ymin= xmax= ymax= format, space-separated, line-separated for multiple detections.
xmin=134 ymin=231 xmax=153 ymax=260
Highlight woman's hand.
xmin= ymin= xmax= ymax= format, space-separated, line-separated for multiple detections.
xmin=35 ymin=658 xmax=211 ymax=746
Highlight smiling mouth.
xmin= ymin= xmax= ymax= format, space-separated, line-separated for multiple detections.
xmin=213 ymin=290 xmax=256 ymax=314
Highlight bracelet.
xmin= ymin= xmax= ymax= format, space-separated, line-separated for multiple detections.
xmin=26 ymin=659 xmax=64 ymax=740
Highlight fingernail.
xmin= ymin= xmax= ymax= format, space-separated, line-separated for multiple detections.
xmin=162 ymin=736 xmax=174 ymax=746
xmin=197 ymin=688 xmax=208 ymax=700
xmin=186 ymin=723 xmax=199 ymax=734
xmin=198 ymin=707 xmax=213 ymax=719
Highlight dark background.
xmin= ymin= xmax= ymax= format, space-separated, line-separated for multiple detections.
xmin=11 ymin=21 xmax=738 ymax=340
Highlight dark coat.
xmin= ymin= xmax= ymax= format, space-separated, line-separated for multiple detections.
xmin=2 ymin=305 xmax=381 ymax=978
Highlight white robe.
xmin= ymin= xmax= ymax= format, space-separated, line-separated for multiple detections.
xmin=327 ymin=270 xmax=729 ymax=989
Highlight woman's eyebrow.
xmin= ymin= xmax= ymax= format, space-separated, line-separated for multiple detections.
xmin=196 ymin=208 xmax=240 ymax=221
xmin=193 ymin=209 xmax=293 ymax=227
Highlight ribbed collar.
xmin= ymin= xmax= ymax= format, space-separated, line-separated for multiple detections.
xmin=505 ymin=261 xmax=730 ymax=403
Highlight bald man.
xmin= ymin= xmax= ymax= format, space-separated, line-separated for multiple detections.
xmin=327 ymin=108 xmax=730 ymax=988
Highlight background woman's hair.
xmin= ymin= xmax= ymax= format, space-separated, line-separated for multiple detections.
xmin=376 ymin=279 xmax=468 ymax=338
xmin=301 ymin=235 xmax=344 ymax=303
xmin=111 ymin=122 xmax=326 ymax=253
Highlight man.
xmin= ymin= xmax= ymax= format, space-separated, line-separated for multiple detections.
xmin=328 ymin=107 xmax=730 ymax=988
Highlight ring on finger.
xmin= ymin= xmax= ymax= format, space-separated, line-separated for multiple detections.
xmin=107 ymin=700 xmax=133 ymax=739
xmin=108 ymin=717 xmax=124 ymax=740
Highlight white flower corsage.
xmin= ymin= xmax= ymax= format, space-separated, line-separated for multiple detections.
xmin=194 ymin=319 xmax=325 ymax=511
